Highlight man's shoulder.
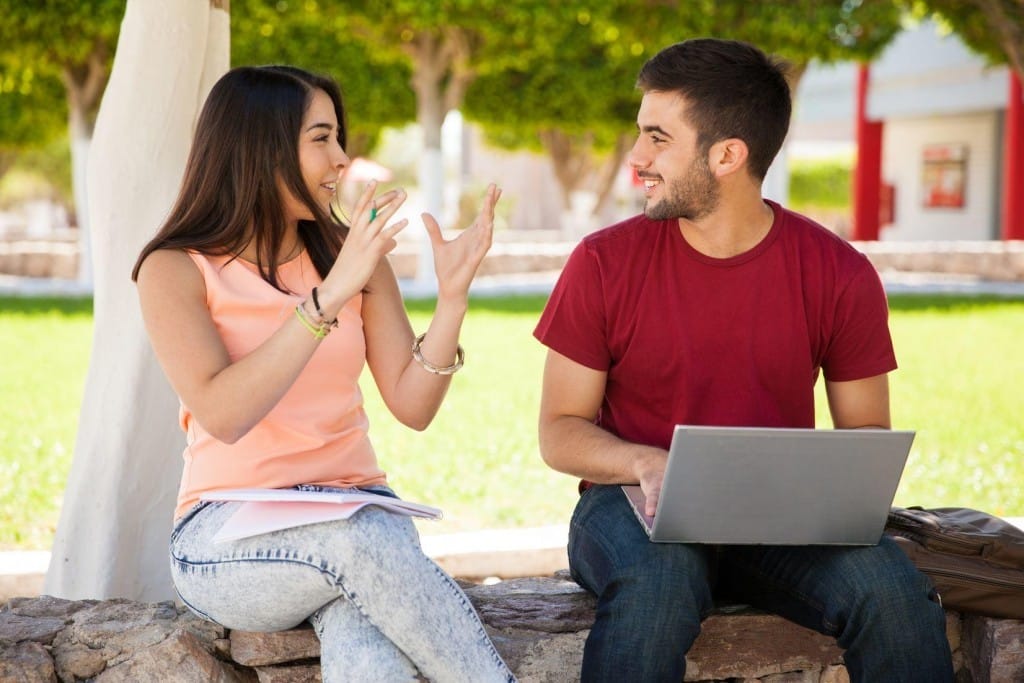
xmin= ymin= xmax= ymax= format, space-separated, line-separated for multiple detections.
xmin=775 ymin=203 xmax=872 ymax=268
xmin=581 ymin=214 xmax=664 ymax=251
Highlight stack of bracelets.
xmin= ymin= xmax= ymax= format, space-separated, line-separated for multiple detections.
xmin=294 ymin=286 xmax=338 ymax=340
xmin=295 ymin=286 xmax=465 ymax=374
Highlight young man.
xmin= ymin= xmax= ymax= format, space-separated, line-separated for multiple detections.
xmin=534 ymin=39 xmax=953 ymax=682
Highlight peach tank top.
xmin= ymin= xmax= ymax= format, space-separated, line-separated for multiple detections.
xmin=174 ymin=250 xmax=386 ymax=519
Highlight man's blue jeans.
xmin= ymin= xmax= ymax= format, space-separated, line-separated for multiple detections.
xmin=568 ymin=485 xmax=953 ymax=682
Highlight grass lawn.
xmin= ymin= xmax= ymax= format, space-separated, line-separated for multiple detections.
xmin=1 ymin=292 xmax=1023 ymax=550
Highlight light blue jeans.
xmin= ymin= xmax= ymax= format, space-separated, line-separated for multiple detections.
xmin=170 ymin=485 xmax=515 ymax=682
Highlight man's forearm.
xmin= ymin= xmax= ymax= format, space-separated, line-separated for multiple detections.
xmin=539 ymin=414 xmax=666 ymax=484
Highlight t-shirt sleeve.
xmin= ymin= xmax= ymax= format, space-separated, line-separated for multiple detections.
xmin=533 ymin=241 xmax=611 ymax=371
xmin=821 ymin=258 xmax=898 ymax=382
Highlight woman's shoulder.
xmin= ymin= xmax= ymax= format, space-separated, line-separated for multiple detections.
xmin=136 ymin=248 xmax=206 ymax=299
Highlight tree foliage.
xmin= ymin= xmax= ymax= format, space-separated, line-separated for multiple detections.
xmin=908 ymin=0 xmax=1024 ymax=78
xmin=463 ymin=1 xmax=904 ymax=215
xmin=230 ymin=1 xmax=416 ymax=157
xmin=0 ymin=0 xmax=124 ymax=151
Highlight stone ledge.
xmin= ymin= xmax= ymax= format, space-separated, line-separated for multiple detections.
xmin=3 ymin=576 xmax=1020 ymax=682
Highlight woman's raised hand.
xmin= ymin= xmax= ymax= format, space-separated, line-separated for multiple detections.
xmin=423 ymin=184 xmax=502 ymax=301
xmin=325 ymin=180 xmax=408 ymax=299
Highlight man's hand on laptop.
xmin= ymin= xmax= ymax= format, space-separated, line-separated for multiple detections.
xmin=633 ymin=450 xmax=668 ymax=517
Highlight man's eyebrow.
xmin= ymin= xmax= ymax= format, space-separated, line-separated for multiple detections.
xmin=305 ymin=122 xmax=334 ymax=133
xmin=637 ymin=124 xmax=672 ymax=138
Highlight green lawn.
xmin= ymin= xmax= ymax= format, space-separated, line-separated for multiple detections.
xmin=2 ymin=292 xmax=1023 ymax=550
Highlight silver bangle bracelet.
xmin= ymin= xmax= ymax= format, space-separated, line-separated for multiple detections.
xmin=411 ymin=333 xmax=464 ymax=375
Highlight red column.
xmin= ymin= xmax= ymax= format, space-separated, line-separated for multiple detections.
xmin=852 ymin=64 xmax=884 ymax=241
xmin=1003 ymin=71 xmax=1024 ymax=240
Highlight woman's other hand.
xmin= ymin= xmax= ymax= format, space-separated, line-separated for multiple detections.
xmin=423 ymin=183 xmax=502 ymax=301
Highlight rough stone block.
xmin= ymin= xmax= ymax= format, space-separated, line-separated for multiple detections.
xmin=819 ymin=664 xmax=850 ymax=683
xmin=95 ymin=629 xmax=241 ymax=682
xmin=685 ymin=611 xmax=842 ymax=681
xmin=962 ymin=614 xmax=1024 ymax=683
xmin=0 ymin=612 xmax=66 ymax=645
xmin=0 ymin=640 xmax=56 ymax=683
xmin=254 ymin=664 xmax=323 ymax=682
xmin=230 ymin=626 xmax=320 ymax=666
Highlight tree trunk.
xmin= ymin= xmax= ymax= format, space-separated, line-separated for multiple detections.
xmin=592 ymin=133 xmax=632 ymax=217
xmin=45 ymin=0 xmax=230 ymax=602
xmin=62 ymin=43 xmax=109 ymax=285
xmin=407 ymin=29 xmax=475 ymax=284
xmin=540 ymin=129 xmax=631 ymax=237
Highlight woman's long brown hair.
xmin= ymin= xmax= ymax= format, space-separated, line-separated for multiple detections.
xmin=131 ymin=65 xmax=349 ymax=290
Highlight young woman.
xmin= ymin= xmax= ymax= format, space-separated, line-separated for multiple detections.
xmin=132 ymin=65 xmax=514 ymax=682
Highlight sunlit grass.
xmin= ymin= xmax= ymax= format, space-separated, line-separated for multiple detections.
xmin=2 ymin=292 xmax=1023 ymax=550
xmin=0 ymin=297 xmax=92 ymax=549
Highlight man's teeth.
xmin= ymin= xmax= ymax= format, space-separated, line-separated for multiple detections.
xmin=644 ymin=180 xmax=659 ymax=189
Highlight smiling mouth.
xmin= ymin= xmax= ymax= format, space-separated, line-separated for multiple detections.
xmin=640 ymin=177 xmax=662 ymax=194
xmin=321 ymin=182 xmax=337 ymax=193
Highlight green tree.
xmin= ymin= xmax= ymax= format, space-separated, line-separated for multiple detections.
xmin=463 ymin=8 xmax=643 ymax=218
xmin=323 ymin=1 xmax=582 ymax=219
xmin=230 ymin=0 xmax=416 ymax=158
xmin=465 ymin=0 xmax=904 ymax=228
xmin=0 ymin=66 xmax=67 ymax=181
xmin=0 ymin=0 xmax=125 ymax=226
xmin=908 ymin=0 xmax=1024 ymax=77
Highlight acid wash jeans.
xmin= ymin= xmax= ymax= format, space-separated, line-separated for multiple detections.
xmin=568 ymin=485 xmax=954 ymax=683
xmin=170 ymin=485 xmax=515 ymax=683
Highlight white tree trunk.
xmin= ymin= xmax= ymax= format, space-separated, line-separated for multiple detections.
xmin=45 ymin=0 xmax=229 ymax=602
xmin=71 ymin=134 xmax=91 ymax=286
xmin=763 ymin=141 xmax=790 ymax=206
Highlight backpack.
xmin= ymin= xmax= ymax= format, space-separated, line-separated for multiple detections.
xmin=885 ymin=506 xmax=1024 ymax=619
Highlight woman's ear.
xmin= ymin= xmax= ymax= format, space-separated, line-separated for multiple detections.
xmin=708 ymin=138 xmax=749 ymax=178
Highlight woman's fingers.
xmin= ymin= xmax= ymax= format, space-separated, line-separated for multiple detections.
xmin=421 ymin=212 xmax=443 ymax=247
xmin=359 ymin=189 xmax=406 ymax=234
xmin=477 ymin=184 xmax=500 ymax=225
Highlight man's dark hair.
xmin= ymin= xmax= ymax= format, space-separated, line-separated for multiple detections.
xmin=637 ymin=38 xmax=791 ymax=180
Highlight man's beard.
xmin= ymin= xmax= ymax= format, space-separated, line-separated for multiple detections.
xmin=644 ymin=155 xmax=720 ymax=221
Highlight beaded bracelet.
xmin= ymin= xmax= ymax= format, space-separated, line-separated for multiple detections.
xmin=310 ymin=287 xmax=338 ymax=327
xmin=411 ymin=333 xmax=464 ymax=375
xmin=295 ymin=303 xmax=330 ymax=340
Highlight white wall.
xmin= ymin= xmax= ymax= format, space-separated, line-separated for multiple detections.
xmin=880 ymin=112 xmax=1000 ymax=241
xmin=791 ymin=21 xmax=1010 ymax=242
xmin=869 ymin=23 xmax=1006 ymax=120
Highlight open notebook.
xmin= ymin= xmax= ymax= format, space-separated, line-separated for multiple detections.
xmin=200 ymin=488 xmax=442 ymax=543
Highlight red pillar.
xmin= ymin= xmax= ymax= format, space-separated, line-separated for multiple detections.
xmin=852 ymin=64 xmax=884 ymax=241
xmin=1003 ymin=71 xmax=1024 ymax=240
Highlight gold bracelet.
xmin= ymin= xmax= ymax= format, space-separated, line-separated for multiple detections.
xmin=295 ymin=304 xmax=330 ymax=340
xmin=411 ymin=333 xmax=464 ymax=375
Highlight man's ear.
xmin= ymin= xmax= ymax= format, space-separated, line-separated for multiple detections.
xmin=708 ymin=138 xmax=749 ymax=178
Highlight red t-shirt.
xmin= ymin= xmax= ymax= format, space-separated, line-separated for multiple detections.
xmin=533 ymin=201 xmax=896 ymax=451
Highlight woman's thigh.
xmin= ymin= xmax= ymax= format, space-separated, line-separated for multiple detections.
xmin=170 ymin=501 xmax=352 ymax=631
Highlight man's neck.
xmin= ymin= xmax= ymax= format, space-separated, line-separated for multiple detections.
xmin=678 ymin=193 xmax=775 ymax=259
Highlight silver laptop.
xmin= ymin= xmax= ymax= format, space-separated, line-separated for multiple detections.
xmin=622 ymin=426 xmax=914 ymax=545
